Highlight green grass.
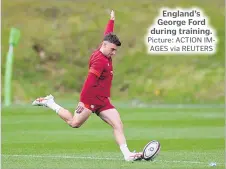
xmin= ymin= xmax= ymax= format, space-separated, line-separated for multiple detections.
xmin=2 ymin=104 xmax=225 ymax=168
xmin=1 ymin=0 xmax=225 ymax=103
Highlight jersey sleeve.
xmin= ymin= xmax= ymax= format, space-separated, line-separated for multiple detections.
xmin=104 ymin=20 xmax=114 ymax=36
xmin=96 ymin=20 xmax=114 ymax=49
xmin=89 ymin=58 xmax=105 ymax=77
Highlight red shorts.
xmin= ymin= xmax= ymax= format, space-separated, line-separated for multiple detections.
xmin=80 ymin=96 xmax=114 ymax=115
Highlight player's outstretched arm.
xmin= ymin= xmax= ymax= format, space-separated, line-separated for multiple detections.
xmin=104 ymin=10 xmax=115 ymax=35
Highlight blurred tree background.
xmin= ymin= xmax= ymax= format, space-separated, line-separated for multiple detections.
xmin=1 ymin=0 xmax=224 ymax=104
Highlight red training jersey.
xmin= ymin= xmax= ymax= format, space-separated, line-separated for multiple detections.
xmin=80 ymin=19 xmax=114 ymax=99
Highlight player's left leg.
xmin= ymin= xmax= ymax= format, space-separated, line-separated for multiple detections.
xmin=32 ymin=95 xmax=92 ymax=128
xmin=98 ymin=108 xmax=142 ymax=161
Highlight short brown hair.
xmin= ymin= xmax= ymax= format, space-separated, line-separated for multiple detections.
xmin=103 ymin=33 xmax=121 ymax=46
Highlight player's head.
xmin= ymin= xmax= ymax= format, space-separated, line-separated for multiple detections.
xmin=101 ymin=33 xmax=121 ymax=57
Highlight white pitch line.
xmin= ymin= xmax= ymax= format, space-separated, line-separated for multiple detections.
xmin=2 ymin=154 xmax=224 ymax=165
xmin=2 ymin=154 xmax=119 ymax=160
xmin=158 ymin=160 xmax=204 ymax=164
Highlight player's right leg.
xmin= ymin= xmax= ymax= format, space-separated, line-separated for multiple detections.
xmin=98 ymin=108 xmax=142 ymax=161
xmin=32 ymin=95 xmax=92 ymax=128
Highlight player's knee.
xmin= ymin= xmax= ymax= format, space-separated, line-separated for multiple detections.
xmin=70 ymin=122 xmax=81 ymax=128
xmin=113 ymin=121 xmax=123 ymax=131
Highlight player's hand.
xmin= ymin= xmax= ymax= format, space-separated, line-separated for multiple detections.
xmin=110 ymin=10 xmax=115 ymax=20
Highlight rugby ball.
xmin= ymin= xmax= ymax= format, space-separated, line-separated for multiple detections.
xmin=142 ymin=140 xmax=161 ymax=161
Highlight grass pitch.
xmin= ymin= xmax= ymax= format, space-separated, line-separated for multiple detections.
xmin=2 ymin=104 xmax=224 ymax=168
